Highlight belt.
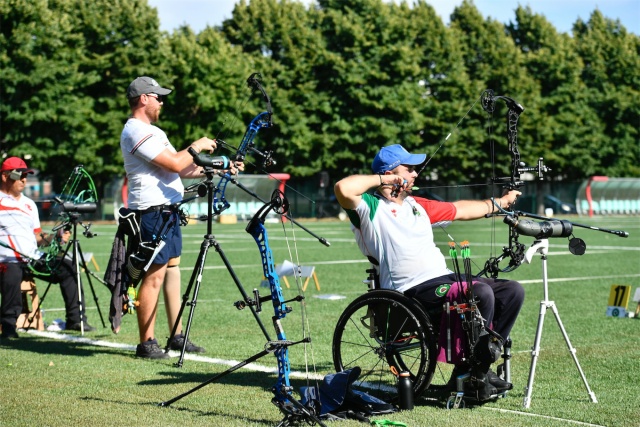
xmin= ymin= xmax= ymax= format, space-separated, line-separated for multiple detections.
xmin=137 ymin=204 xmax=171 ymax=214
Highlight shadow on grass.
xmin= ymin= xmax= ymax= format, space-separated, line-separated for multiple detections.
xmin=79 ymin=396 xmax=278 ymax=425
xmin=141 ymin=367 xmax=293 ymax=389
xmin=0 ymin=334 xmax=130 ymax=357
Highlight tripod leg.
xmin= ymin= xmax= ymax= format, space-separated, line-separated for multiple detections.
xmin=212 ymin=239 xmax=271 ymax=340
xmin=549 ymin=303 xmax=598 ymax=403
xmin=71 ymin=237 xmax=85 ymax=334
xmin=523 ymin=300 xmax=548 ymax=408
xmin=166 ymin=238 xmax=212 ymax=367
xmin=76 ymin=242 xmax=106 ymax=328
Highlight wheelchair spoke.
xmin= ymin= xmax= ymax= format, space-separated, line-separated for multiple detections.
xmin=332 ymin=290 xmax=437 ymax=403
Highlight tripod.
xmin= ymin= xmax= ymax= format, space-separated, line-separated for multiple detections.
xmin=166 ymin=151 xmax=330 ymax=365
xmin=165 ymin=168 xmax=272 ymax=366
xmin=522 ymin=238 xmax=597 ymax=408
xmin=32 ymin=213 xmax=106 ymax=334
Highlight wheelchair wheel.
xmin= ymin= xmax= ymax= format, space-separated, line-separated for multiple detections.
xmin=332 ymin=290 xmax=438 ymax=403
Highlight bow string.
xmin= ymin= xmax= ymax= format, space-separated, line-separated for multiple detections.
xmin=419 ymin=90 xmax=549 ymax=278
xmin=479 ymin=90 xmax=549 ymax=277
xmin=209 ymin=73 xmax=275 ymax=216
xmin=180 ymin=76 xmax=327 ymax=424
xmin=246 ymin=189 xmax=324 ymax=425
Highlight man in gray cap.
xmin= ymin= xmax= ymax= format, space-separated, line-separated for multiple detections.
xmin=121 ymin=76 xmax=238 ymax=359
xmin=334 ymin=144 xmax=524 ymax=401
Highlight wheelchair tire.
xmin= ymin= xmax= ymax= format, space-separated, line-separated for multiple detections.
xmin=332 ymin=289 xmax=438 ymax=403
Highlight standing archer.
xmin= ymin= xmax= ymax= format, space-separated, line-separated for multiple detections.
xmin=120 ymin=76 xmax=241 ymax=359
xmin=334 ymin=144 xmax=525 ymax=400
xmin=0 ymin=157 xmax=94 ymax=339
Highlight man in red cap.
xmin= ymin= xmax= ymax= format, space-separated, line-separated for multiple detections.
xmin=0 ymin=157 xmax=94 ymax=340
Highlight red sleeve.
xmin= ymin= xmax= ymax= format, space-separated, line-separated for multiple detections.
xmin=414 ymin=196 xmax=457 ymax=223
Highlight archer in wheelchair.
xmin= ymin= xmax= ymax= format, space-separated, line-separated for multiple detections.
xmin=333 ymin=144 xmax=524 ymax=405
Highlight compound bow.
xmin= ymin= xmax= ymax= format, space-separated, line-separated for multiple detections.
xmin=246 ymin=190 xmax=325 ymax=426
xmin=476 ymin=90 xmax=549 ymax=277
xmin=169 ymin=75 xmax=326 ymax=426
xmin=37 ymin=165 xmax=99 ymax=276
xmin=418 ymin=90 xmax=549 ymax=278
xmin=211 ymin=72 xmax=275 ymax=215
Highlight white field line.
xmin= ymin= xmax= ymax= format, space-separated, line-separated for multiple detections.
xmin=481 ymin=407 xmax=606 ymax=427
xmin=24 ymin=331 xmax=606 ymax=426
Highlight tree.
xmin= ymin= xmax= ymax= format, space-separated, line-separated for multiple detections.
xmin=572 ymin=10 xmax=640 ymax=177
xmin=0 ymin=0 xmax=168 ymax=195
xmin=445 ymin=0 xmax=542 ymax=192
xmin=161 ymin=25 xmax=256 ymax=153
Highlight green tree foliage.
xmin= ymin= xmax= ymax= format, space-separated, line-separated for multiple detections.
xmin=572 ymin=10 xmax=640 ymax=177
xmin=0 ymin=0 xmax=167 ymax=192
xmin=221 ymin=0 xmax=324 ymax=173
xmin=160 ymin=25 xmax=256 ymax=152
xmin=1 ymin=0 xmax=638 ymax=200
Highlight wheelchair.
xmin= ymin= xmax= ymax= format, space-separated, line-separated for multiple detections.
xmin=332 ymin=267 xmax=512 ymax=408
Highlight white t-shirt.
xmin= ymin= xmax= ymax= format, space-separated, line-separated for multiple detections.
xmin=120 ymin=118 xmax=184 ymax=210
xmin=347 ymin=193 xmax=457 ymax=292
xmin=0 ymin=191 xmax=41 ymax=263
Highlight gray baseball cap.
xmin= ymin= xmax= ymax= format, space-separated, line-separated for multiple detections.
xmin=126 ymin=76 xmax=172 ymax=99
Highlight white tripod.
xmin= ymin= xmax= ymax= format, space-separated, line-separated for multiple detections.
xmin=522 ymin=238 xmax=598 ymax=408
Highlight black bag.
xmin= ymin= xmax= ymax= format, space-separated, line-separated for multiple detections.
xmin=301 ymin=367 xmax=396 ymax=422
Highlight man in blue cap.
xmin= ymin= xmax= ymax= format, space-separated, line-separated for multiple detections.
xmin=334 ymin=144 xmax=524 ymax=401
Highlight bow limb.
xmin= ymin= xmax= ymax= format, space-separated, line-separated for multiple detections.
xmin=35 ymin=166 xmax=99 ymax=276
xmin=479 ymin=91 xmax=553 ymax=277
xmin=420 ymin=90 xmax=550 ymax=277
xmin=216 ymin=73 xmax=275 ymax=167
xmin=246 ymin=190 xmax=324 ymax=424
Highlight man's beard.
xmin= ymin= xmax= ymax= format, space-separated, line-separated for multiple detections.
xmin=146 ymin=105 xmax=160 ymax=123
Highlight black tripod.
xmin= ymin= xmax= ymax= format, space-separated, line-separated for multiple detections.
xmin=165 ymin=150 xmax=330 ymax=366
xmin=164 ymin=166 xmax=272 ymax=366
xmin=31 ymin=212 xmax=106 ymax=333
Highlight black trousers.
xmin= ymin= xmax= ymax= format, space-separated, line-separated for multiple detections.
xmin=0 ymin=258 xmax=87 ymax=331
xmin=404 ymin=273 xmax=525 ymax=344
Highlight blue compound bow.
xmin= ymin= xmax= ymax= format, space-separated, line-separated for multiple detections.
xmin=245 ymin=190 xmax=325 ymax=426
xmin=161 ymin=76 xmax=327 ymax=426
xmin=161 ymin=191 xmax=325 ymax=427
xmin=212 ymin=72 xmax=275 ymax=215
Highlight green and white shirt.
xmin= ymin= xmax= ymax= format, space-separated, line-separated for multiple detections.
xmin=347 ymin=193 xmax=457 ymax=292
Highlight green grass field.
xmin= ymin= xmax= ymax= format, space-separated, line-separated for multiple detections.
xmin=1 ymin=214 xmax=639 ymax=427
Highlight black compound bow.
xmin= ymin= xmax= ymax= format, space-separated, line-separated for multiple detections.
xmin=477 ymin=90 xmax=549 ymax=277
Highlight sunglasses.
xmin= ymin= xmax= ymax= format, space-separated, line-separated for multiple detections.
xmin=7 ymin=170 xmax=29 ymax=180
xmin=146 ymin=93 xmax=164 ymax=103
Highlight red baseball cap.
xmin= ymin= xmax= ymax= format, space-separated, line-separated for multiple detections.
xmin=1 ymin=157 xmax=34 ymax=174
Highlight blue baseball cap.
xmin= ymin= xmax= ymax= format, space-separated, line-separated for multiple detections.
xmin=372 ymin=144 xmax=426 ymax=173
